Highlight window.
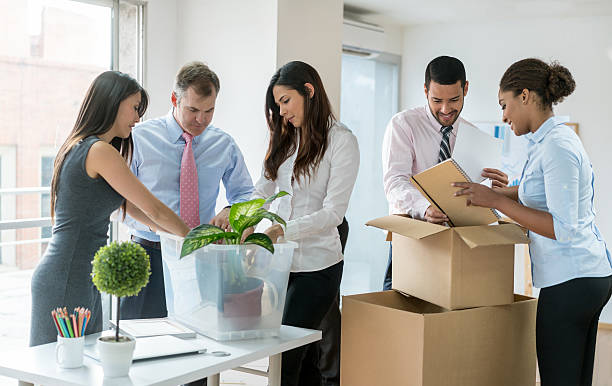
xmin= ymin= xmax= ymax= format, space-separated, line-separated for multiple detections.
xmin=0 ymin=146 xmax=17 ymax=267
xmin=40 ymin=153 xmax=55 ymax=253
xmin=0 ymin=0 xmax=145 ymax=355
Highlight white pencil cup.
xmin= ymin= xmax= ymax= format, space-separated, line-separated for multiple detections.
xmin=55 ymin=335 xmax=84 ymax=368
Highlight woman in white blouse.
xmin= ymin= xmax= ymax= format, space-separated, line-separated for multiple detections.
xmin=253 ymin=61 xmax=359 ymax=386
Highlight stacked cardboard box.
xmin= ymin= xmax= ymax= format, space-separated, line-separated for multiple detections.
xmin=340 ymin=215 xmax=537 ymax=386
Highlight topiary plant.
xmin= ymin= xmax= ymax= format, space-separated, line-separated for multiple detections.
xmin=91 ymin=241 xmax=151 ymax=342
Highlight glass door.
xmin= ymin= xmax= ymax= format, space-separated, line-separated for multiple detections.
xmin=340 ymin=50 xmax=400 ymax=295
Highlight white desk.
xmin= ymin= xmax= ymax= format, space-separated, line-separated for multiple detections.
xmin=0 ymin=325 xmax=320 ymax=386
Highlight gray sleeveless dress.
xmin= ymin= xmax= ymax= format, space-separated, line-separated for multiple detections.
xmin=30 ymin=136 xmax=124 ymax=346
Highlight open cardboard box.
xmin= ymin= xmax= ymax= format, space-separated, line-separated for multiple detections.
xmin=366 ymin=215 xmax=529 ymax=310
xmin=340 ymin=291 xmax=537 ymax=386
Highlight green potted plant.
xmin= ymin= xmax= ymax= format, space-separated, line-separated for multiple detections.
xmin=179 ymin=191 xmax=288 ymax=319
xmin=91 ymin=241 xmax=150 ymax=378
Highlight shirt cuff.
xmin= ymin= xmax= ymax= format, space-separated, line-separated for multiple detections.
xmin=413 ymin=200 xmax=431 ymax=220
xmin=283 ymin=220 xmax=299 ymax=241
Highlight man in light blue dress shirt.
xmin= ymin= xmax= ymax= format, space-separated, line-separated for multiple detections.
xmin=121 ymin=62 xmax=254 ymax=332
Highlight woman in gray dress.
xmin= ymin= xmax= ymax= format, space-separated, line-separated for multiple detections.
xmin=30 ymin=71 xmax=191 ymax=346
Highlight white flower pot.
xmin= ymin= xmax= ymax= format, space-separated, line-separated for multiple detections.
xmin=97 ymin=335 xmax=136 ymax=377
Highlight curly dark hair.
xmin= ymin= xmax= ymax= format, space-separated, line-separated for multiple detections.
xmin=499 ymin=58 xmax=576 ymax=109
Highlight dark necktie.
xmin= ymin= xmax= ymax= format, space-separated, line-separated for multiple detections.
xmin=438 ymin=125 xmax=453 ymax=163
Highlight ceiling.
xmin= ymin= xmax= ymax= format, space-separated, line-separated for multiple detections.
xmin=344 ymin=0 xmax=612 ymax=26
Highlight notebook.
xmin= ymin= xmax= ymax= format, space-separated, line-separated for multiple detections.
xmin=411 ymin=158 xmax=500 ymax=227
xmin=110 ymin=318 xmax=197 ymax=339
xmin=452 ymin=122 xmax=502 ymax=182
xmin=84 ymin=335 xmax=208 ymax=361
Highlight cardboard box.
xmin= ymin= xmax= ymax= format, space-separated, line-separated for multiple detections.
xmin=340 ymin=291 xmax=537 ymax=386
xmin=366 ymin=215 xmax=529 ymax=310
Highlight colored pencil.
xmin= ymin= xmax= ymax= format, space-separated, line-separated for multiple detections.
xmin=51 ymin=310 xmax=62 ymax=337
xmin=50 ymin=306 xmax=92 ymax=338
xmin=83 ymin=310 xmax=91 ymax=335
xmin=82 ymin=315 xmax=88 ymax=336
xmin=71 ymin=314 xmax=78 ymax=337
xmin=64 ymin=313 xmax=74 ymax=337
xmin=57 ymin=314 xmax=69 ymax=338
xmin=77 ymin=308 xmax=84 ymax=336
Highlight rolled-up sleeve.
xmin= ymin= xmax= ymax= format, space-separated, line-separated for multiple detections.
xmin=223 ymin=140 xmax=254 ymax=204
xmin=382 ymin=116 xmax=430 ymax=218
xmin=284 ymin=131 xmax=360 ymax=241
xmin=542 ymin=141 xmax=581 ymax=243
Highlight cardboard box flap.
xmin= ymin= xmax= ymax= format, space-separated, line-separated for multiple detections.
xmin=366 ymin=215 xmax=448 ymax=239
xmin=453 ymin=223 xmax=529 ymax=248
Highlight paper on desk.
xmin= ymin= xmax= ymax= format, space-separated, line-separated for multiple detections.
xmin=110 ymin=317 xmax=196 ymax=338
xmin=453 ymin=122 xmax=502 ymax=182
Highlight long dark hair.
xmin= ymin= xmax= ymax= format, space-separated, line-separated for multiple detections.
xmin=264 ymin=61 xmax=335 ymax=182
xmin=499 ymin=58 xmax=575 ymax=110
xmin=50 ymin=71 xmax=148 ymax=221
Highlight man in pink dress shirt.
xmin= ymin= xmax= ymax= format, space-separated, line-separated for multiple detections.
xmin=381 ymin=56 xmax=508 ymax=290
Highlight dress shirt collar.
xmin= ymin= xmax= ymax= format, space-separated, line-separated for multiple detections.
xmin=163 ymin=108 xmax=209 ymax=145
xmin=525 ymin=115 xmax=569 ymax=145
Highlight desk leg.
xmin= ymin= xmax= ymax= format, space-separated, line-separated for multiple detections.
xmin=268 ymin=353 xmax=282 ymax=386
xmin=207 ymin=373 xmax=220 ymax=386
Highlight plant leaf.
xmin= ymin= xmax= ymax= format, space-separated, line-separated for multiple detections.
xmin=229 ymin=198 xmax=265 ymax=233
xmin=180 ymin=224 xmax=238 ymax=258
xmin=244 ymin=233 xmax=274 ymax=254
xmin=258 ymin=210 xmax=286 ymax=226
xmin=235 ymin=212 xmax=264 ymax=231
xmin=264 ymin=190 xmax=289 ymax=205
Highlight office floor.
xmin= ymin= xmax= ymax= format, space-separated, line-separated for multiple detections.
xmin=219 ymin=359 xmax=269 ymax=385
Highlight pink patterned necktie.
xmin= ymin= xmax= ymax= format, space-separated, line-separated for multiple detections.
xmin=180 ymin=132 xmax=199 ymax=228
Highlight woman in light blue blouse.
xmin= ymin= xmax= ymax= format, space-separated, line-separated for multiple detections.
xmin=454 ymin=58 xmax=612 ymax=386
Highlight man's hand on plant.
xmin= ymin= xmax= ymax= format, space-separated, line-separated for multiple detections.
xmin=241 ymin=226 xmax=254 ymax=243
xmin=210 ymin=207 xmax=231 ymax=232
xmin=424 ymin=205 xmax=448 ymax=224
xmin=481 ymin=168 xmax=509 ymax=188
xmin=264 ymin=224 xmax=284 ymax=243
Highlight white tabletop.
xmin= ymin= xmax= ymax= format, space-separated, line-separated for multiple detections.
xmin=0 ymin=325 xmax=321 ymax=386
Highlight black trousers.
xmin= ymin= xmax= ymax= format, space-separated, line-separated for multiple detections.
xmin=281 ymin=259 xmax=344 ymax=386
xmin=537 ymin=274 xmax=612 ymax=386
xmin=120 ymin=240 xmax=168 ymax=319
xmin=383 ymin=243 xmax=392 ymax=290
xmin=299 ymin=218 xmax=348 ymax=386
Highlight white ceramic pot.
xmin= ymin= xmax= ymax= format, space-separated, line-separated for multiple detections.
xmin=97 ymin=335 xmax=136 ymax=377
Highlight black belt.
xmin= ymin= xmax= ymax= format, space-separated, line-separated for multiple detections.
xmin=131 ymin=235 xmax=161 ymax=250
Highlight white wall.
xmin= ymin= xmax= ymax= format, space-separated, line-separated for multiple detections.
xmin=401 ymin=15 xmax=612 ymax=320
xmin=175 ymin=0 xmax=278 ymax=182
xmin=277 ymin=0 xmax=343 ymax=114
xmin=343 ymin=21 xmax=403 ymax=56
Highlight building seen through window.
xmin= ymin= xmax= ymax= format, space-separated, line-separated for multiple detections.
xmin=0 ymin=0 xmax=141 ymax=357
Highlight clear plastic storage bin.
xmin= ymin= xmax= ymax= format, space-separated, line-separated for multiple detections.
xmin=159 ymin=232 xmax=297 ymax=341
